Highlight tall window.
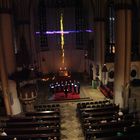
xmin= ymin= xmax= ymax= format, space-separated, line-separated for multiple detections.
xmin=36 ymin=0 xmax=89 ymax=51
xmin=75 ymin=0 xmax=87 ymax=49
xmin=131 ymin=2 xmax=139 ymax=61
xmin=38 ymin=0 xmax=48 ymax=51
xmin=105 ymin=1 xmax=115 ymax=62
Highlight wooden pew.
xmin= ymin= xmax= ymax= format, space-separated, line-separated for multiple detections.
xmin=83 ymin=120 xmax=132 ymax=131
xmin=0 ymin=103 xmax=61 ymax=140
xmin=77 ymin=101 xmax=140 ymax=140
xmin=6 ymin=115 xmax=60 ymax=122
xmin=34 ymin=104 xmax=60 ymax=111
xmin=4 ymin=126 xmax=60 ymax=135
xmin=86 ymin=133 xmax=140 ymax=140
xmin=82 ymin=115 xmax=119 ymax=122
xmin=126 ymin=124 xmax=140 ymax=134
xmin=3 ymin=120 xmax=60 ymax=128
xmin=85 ymin=127 xmax=124 ymax=139
xmin=0 ymin=133 xmax=60 ymax=140
xmin=79 ymin=104 xmax=119 ymax=112
xmin=85 ymin=125 xmax=140 ymax=139
xmin=80 ymin=110 xmax=118 ymax=118
xmin=25 ymin=110 xmax=60 ymax=116
xmin=83 ymin=120 xmax=132 ymax=128
xmin=77 ymin=100 xmax=111 ymax=109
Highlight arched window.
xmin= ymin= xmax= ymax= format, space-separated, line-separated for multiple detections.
xmin=38 ymin=0 xmax=48 ymax=51
xmin=105 ymin=1 xmax=140 ymax=62
xmin=131 ymin=2 xmax=140 ymax=61
xmin=75 ymin=0 xmax=87 ymax=49
xmin=105 ymin=1 xmax=115 ymax=62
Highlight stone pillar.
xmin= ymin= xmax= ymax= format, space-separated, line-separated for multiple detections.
xmin=9 ymin=80 xmax=22 ymax=115
xmin=30 ymin=4 xmax=38 ymax=67
xmin=94 ymin=19 xmax=105 ymax=82
xmin=0 ymin=37 xmax=12 ymax=115
xmin=13 ymin=0 xmax=31 ymax=67
xmin=139 ymin=18 xmax=140 ymax=56
xmin=114 ymin=5 xmax=132 ymax=108
xmin=137 ymin=1 xmax=140 ymax=58
xmin=0 ymin=0 xmax=16 ymax=75
xmin=0 ymin=0 xmax=15 ymax=115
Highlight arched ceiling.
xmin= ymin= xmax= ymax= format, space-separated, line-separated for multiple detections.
xmin=11 ymin=0 xmax=140 ymax=24
xmin=44 ymin=0 xmax=77 ymax=8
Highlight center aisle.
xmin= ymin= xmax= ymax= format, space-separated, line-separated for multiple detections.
xmin=60 ymin=102 xmax=84 ymax=140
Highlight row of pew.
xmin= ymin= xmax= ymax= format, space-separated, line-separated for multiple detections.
xmin=77 ymin=100 xmax=140 ymax=140
xmin=0 ymin=104 xmax=61 ymax=140
xmin=34 ymin=104 xmax=60 ymax=111
xmin=99 ymin=85 xmax=113 ymax=99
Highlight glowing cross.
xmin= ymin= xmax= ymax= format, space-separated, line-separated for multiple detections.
xmin=60 ymin=13 xmax=65 ymax=67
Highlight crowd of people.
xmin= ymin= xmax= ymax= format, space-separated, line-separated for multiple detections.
xmin=49 ymin=79 xmax=80 ymax=97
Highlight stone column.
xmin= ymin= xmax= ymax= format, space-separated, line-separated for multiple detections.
xmin=9 ymin=80 xmax=22 ymax=115
xmin=14 ymin=0 xmax=31 ymax=67
xmin=92 ymin=0 xmax=106 ymax=84
xmin=94 ymin=19 xmax=105 ymax=82
xmin=30 ymin=4 xmax=38 ymax=67
xmin=137 ymin=1 xmax=140 ymax=57
xmin=0 ymin=0 xmax=16 ymax=115
xmin=0 ymin=0 xmax=22 ymax=115
xmin=0 ymin=32 xmax=12 ymax=115
xmin=0 ymin=0 xmax=16 ymax=75
xmin=139 ymin=19 xmax=140 ymax=57
xmin=114 ymin=4 xmax=132 ymax=108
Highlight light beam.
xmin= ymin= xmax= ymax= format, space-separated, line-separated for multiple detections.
xmin=60 ymin=13 xmax=65 ymax=67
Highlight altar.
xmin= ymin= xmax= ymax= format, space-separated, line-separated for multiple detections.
xmin=58 ymin=68 xmax=69 ymax=77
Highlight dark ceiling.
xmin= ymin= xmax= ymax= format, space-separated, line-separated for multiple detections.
xmin=44 ymin=0 xmax=81 ymax=8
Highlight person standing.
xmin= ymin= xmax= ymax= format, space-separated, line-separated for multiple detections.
xmin=77 ymin=81 xmax=80 ymax=94
xmin=64 ymin=86 xmax=68 ymax=98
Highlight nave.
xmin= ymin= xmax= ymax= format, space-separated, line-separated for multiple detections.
xmin=0 ymin=82 xmax=140 ymax=140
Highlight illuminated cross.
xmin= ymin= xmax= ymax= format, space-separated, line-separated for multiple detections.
xmin=60 ymin=13 xmax=65 ymax=67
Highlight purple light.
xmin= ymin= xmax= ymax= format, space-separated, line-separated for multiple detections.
xmin=85 ymin=30 xmax=92 ymax=32
xmin=55 ymin=31 xmax=69 ymax=34
xmin=36 ymin=32 xmax=40 ymax=34
xmin=36 ymin=29 xmax=93 ymax=35
xmin=69 ymin=31 xmax=76 ymax=33
xmin=46 ymin=31 xmax=55 ymax=34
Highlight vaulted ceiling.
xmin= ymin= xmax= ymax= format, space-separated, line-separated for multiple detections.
xmin=44 ymin=0 xmax=77 ymax=8
xmin=10 ymin=0 xmax=140 ymax=23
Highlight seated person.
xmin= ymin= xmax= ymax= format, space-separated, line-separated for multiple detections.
xmin=0 ymin=128 xmax=7 ymax=136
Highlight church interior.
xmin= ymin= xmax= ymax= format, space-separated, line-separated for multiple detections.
xmin=0 ymin=0 xmax=140 ymax=139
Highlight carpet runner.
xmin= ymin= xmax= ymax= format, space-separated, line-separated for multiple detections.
xmin=49 ymin=92 xmax=80 ymax=101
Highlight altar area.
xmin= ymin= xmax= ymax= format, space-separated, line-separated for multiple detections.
xmin=47 ymin=69 xmax=81 ymax=101
xmin=58 ymin=68 xmax=69 ymax=77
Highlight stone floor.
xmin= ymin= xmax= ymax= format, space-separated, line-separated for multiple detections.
xmin=59 ymin=84 xmax=106 ymax=140
xmin=35 ymin=81 xmax=106 ymax=140
xmin=51 ymin=84 xmax=105 ymax=140
xmin=60 ymin=102 xmax=84 ymax=140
